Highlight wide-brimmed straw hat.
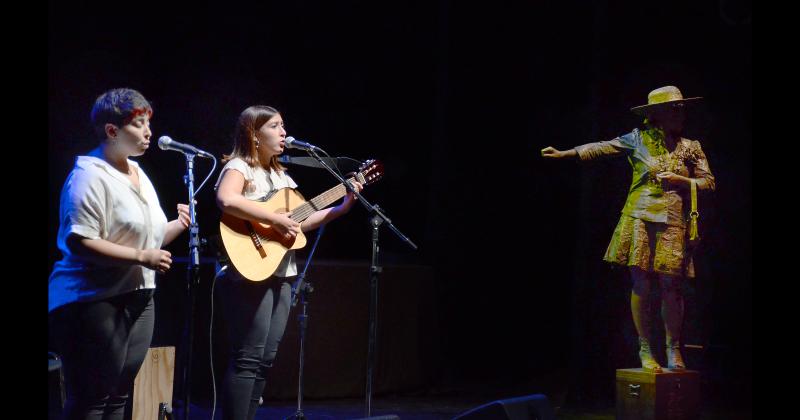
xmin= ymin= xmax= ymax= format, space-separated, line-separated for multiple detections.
xmin=630 ymin=86 xmax=702 ymax=115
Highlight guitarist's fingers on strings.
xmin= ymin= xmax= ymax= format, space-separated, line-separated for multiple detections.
xmin=340 ymin=182 xmax=363 ymax=212
xmin=272 ymin=212 xmax=301 ymax=238
xmin=347 ymin=180 xmax=364 ymax=194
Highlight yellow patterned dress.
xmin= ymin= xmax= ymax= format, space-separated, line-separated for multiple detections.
xmin=575 ymin=128 xmax=715 ymax=278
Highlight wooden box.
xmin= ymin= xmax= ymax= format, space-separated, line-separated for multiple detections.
xmin=616 ymin=368 xmax=700 ymax=420
xmin=132 ymin=346 xmax=176 ymax=420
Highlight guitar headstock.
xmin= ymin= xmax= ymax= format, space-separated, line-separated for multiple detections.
xmin=354 ymin=159 xmax=384 ymax=186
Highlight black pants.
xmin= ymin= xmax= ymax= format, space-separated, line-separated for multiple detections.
xmin=218 ymin=269 xmax=292 ymax=420
xmin=49 ymin=289 xmax=155 ymax=420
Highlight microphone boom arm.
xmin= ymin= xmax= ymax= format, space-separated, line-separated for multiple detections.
xmin=305 ymin=148 xmax=417 ymax=250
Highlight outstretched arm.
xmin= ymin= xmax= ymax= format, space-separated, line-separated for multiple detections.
xmin=302 ymin=181 xmax=364 ymax=232
xmin=541 ymin=146 xmax=578 ymax=159
xmin=542 ymin=134 xmax=635 ymax=161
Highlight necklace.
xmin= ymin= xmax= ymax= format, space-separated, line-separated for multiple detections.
xmin=645 ymin=130 xmax=685 ymax=185
xmin=646 ymin=139 xmax=700 ymax=186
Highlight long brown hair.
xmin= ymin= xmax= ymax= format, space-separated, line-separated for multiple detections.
xmin=222 ymin=105 xmax=286 ymax=172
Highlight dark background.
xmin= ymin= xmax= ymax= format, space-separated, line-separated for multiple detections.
xmin=48 ymin=0 xmax=751 ymax=411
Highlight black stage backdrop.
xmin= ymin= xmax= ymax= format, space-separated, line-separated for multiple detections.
xmin=48 ymin=0 xmax=751 ymax=410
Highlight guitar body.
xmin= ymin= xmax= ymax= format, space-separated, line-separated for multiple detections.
xmin=219 ymin=187 xmax=308 ymax=281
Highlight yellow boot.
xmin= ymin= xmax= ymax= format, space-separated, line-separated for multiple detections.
xmin=639 ymin=337 xmax=663 ymax=372
xmin=666 ymin=338 xmax=686 ymax=370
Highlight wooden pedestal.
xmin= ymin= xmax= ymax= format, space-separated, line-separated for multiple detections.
xmin=616 ymin=368 xmax=700 ymax=420
xmin=132 ymin=347 xmax=175 ymax=420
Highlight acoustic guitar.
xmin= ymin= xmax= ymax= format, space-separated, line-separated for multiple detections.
xmin=219 ymin=159 xmax=383 ymax=281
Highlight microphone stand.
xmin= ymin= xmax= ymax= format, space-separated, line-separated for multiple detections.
xmin=287 ymin=224 xmax=326 ymax=420
xmin=179 ymin=152 xmax=201 ymax=420
xmin=303 ymin=148 xmax=417 ymax=418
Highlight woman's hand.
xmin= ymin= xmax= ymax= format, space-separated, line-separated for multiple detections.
xmin=656 ymin=171 xmax=690 ymax=186
xmin=161 ymin=202 xmax=196 ymax=247
xmin=138 ymin=249 xmax=173 ymax=274
xmin=176 ymin=203 xmax=191 ymax=228
xmin=270 ymin=212 xmax=302 ymax=239
xmin=340 ymin=181 xmax=364 ymax=212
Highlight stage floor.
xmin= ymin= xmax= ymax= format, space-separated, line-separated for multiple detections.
xmin=177 ymin=395 xmax=752 ymax=420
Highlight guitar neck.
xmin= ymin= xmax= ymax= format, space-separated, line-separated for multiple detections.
xmin=290 ymin=177 xmax=355 ymax=223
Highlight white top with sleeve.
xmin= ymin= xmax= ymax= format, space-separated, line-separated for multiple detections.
xmin=48 ymin=156 xmax=168 ymax=312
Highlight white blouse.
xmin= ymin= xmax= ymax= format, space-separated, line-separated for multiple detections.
xmin=215 ymin=157 xmax=299 ymax=278
xmin=48 ymin=156 xmax=168 ymax=312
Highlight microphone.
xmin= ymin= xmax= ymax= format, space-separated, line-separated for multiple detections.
xmin=158 ymin=136 xmax=213 ymax=158
xmin=285 ymin=136 xmax=318 ymax=152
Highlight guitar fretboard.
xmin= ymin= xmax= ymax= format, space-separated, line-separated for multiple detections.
xmin=290 ymin=177 xmax=356 ymax=222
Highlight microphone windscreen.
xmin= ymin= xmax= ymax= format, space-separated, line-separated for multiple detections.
xmin=158 ymin=136 xmax=172 ymax=150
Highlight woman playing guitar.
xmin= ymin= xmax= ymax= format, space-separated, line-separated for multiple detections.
xmin=214 ymin=105 xmax=362 ymax=419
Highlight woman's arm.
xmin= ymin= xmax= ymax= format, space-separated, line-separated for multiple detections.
xmin=67 ymin=235 xmax=173 ymax=273
xmin=691 ymin=143 xmax=715 ymax=191
xmin=657 ymin=142 xmax=716 ymax=191
xmin=162 ymin=203 xmax=191 ymax=246
xmin=301 ymin=181 xmax=363 ymax=232
xmin=542 ymin=135 xmax=635 ymax=161
xmin=216 ymin=169 xmax=301 ymax=237
xmin=541 ymin=147 xmax=578 ymax=159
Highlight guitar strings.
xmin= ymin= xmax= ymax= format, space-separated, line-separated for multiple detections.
xmin=289 ymin=177 xmax=357 ymax=222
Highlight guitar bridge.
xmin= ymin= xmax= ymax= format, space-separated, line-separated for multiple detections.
xmin=246 ymin=222 xmax=267 ymax=257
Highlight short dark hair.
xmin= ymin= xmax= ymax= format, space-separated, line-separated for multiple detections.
xmin=90 ymin=88 xmax=153 ymax=140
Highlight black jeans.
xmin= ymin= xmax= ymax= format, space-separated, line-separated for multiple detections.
xmin=49 ymin=289 xmax=155 ymax=420
xmin=218 ymin=269 xmax=292 ymax=420
xmin=217 ymin=268 xmax=291 ymax=420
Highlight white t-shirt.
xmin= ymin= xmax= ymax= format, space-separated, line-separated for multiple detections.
xmin=215 ymin=157 xmax=299 ymax=277
xmin=48 ymin=156 xmax=169 ymax=312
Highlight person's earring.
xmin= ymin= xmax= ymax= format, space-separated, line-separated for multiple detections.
xmin=254 ymin=139 xmax=260 ymax=148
